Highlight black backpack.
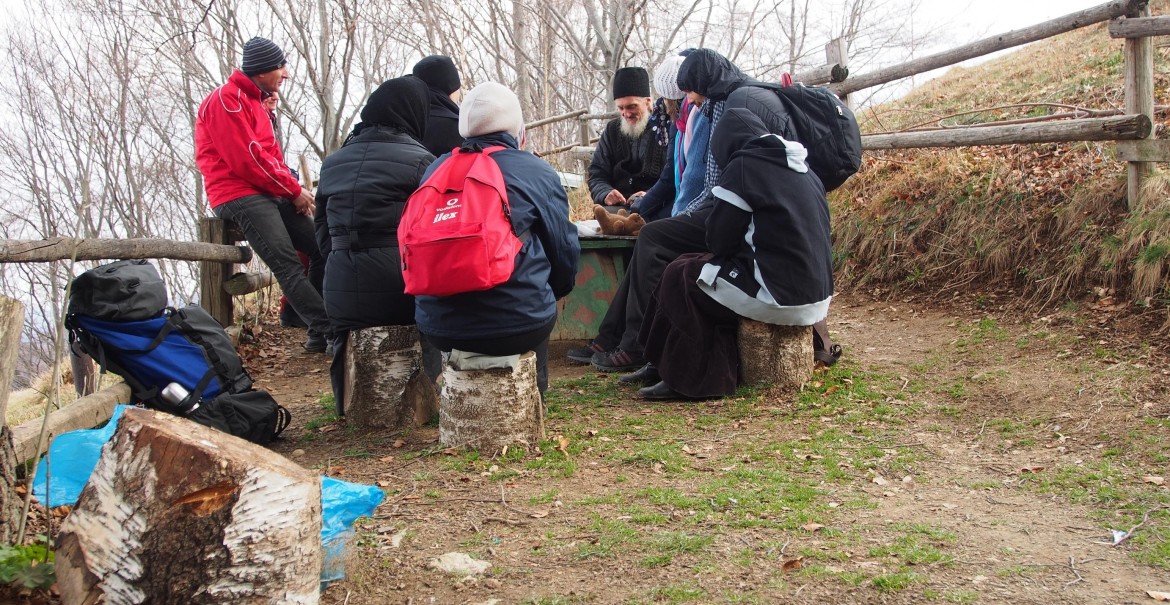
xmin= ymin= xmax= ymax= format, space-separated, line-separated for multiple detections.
xmin=749 ymin=81 xmax=863 ymax=192
xmin=66 ymin=260 xmax=291 ymax=445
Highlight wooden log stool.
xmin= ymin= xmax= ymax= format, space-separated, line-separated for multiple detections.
xmin=343 ymin=325 xmax=439 ymax=429
xmin=55 ymin=408 xmax=322 ymax=605
xmin=737 ymin=319 xmax=814 ymax=391
xmin=439 ymin=350 xmax=543 ymax=454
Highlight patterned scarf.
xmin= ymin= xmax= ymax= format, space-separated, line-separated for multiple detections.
xmin=682 ymin=99 xmax=726 ymax=215
xmin=648 ymin=98 xmax=672 ymax=149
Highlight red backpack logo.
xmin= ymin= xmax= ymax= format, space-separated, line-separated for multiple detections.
xmin=398 ymin=146 xmax=524 ymax=296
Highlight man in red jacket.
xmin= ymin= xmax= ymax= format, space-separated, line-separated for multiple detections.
xmin=195 ymin=37 xmax=331 ymax=353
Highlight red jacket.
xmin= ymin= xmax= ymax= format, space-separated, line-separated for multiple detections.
xmin=195 ymin=70 xmax=302 ymax=208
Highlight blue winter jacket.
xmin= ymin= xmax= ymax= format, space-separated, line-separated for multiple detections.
xmin=413 ymin=133 xmax=580 ymax=340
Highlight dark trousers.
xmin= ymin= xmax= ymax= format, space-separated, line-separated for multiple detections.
xmin=214 ymin=194 xmax=330 ymax=337
xmin=425 ymin=317 xmax=555 ymax=393
xmin=595 ymin=208 xmax=712 ymax=353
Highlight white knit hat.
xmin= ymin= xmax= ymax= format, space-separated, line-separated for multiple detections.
xmin=652 ymin=55 xmax=686 ymax=100
xmin=459 ymin=81 xmax=524 ymax=140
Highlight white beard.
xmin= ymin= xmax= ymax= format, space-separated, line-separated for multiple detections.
xmin=620 ymin=112 xmax=650 ymax=139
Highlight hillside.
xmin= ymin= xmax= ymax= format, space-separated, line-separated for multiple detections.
xmin=832 ymin=4 xmax=1169 ymax=321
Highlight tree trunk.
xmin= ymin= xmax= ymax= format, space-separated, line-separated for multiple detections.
xmin=439 ymin=351 xmax=543 ymax=454
xmin=737 ymin=320 xmax=814 ymax=392
xmin=343 ymin=326 xmax=438 ymax=429
xmin=0 ymin=295 xmax=25 ymax=544
xmin=55 ymin=408 xmax=322 ymax=605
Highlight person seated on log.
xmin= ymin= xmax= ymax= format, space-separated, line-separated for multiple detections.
xmin=313 ymin=75 xmax=437 ymax=411
xmin=412 ymin=54 xmax=465 ymax=156
xmin=414 ymin=82 xmax=580 ymax=395
xmin=633 ymin=107 xmax=834 ymax=400
xmin=588 ymin=66 xmax=668 ymax=214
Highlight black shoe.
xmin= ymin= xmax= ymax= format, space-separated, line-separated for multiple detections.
xmin=591 ymin=348 xmax=646 ymax=372
xmin=619 ymin=363 xmax=660 ymax=385
xmin=304 ymin=333 xmax=328 ymax=353
xmin=639 ymin=380 xmax=683 ymax=400
xmin=566 ymin=340 xmax=607 ymax=365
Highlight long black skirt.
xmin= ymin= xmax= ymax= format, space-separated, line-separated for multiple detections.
xmin=638 ymin=252 xmax=740 ymax=398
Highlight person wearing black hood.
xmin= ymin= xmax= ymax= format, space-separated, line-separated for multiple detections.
xmin=314 ymin=75 xmax=435 ymax=412
xmin=635 ymin=108 xmax=833 ymax=399
xmin=575 ymin=49 xmax=797 ymax=377
xmin=412 ymin=55 xmax=465 ymax=156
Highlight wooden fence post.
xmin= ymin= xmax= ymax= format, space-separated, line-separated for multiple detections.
xmin=199 ymin=217 xmax=234 ymax=327
xmin=0 ymin=295 xmax=26 ymax=544
xmin=826 ymin=37 xmax=850 ymax=108
xmin=1123 ymin=4 xmax=1154 ymax=211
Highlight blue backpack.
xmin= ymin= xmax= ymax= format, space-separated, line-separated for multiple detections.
xmin=66 ymin=261 xmax=290 ymax=444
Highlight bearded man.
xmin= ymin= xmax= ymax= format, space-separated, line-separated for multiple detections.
xmin=587 ymin=67 xmax=668 ymax=212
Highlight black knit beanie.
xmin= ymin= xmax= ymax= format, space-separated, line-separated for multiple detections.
xmin=412 ymin=55 xmax=461 ymax=94
xmin=241 ymin=37 xmax=286 ymax=76
xmin=612 ymin=66 xmax=650 ymax=99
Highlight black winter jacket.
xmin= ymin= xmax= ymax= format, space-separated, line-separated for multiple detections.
xmin=421 ymin=89 xmax=464 ymax=156
xmin=313 ymin=126 xmax=435 ymax=330
xmin=587 ymin=119 xmax=667 ymax=205
xmin=415 ymin=133 xmax=580 ymax=340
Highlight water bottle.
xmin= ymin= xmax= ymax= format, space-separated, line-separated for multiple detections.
xmin=161 ymin=382 xmax=200 ymax=412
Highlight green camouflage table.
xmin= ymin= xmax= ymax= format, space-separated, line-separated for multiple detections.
xmin=552 ymin=236 xmax=636 ymax=341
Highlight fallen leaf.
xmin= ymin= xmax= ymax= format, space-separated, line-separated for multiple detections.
xmin=392 ymin=439 xmax=406 ymax=449
xmin=682 ymin=445 xmax=695 ymax=455
xmin=872 ymin=476 xmax=890 ymax=486
xmin=587 ymin=429 xmax=599 ymax=437
xmin=556 ymin=435 xmax=570 ymax=456
xmin=1019 ymin=464 xmax=1045 ymax=474
xmin=377 ymin=480 xmax=392 ymax=488
xmin=1147 ymin=591 xmax=1170 ymax=601
xmin=1142 ymin=476 xmax=1165 ymax=486
xmin=781 ymin=557 xmax=804 ymax=573
xmin=822 ymin=385 xmax=839 ymax=397
xmin=801 ymin=523 xmax=825 ymax=532
xmin=652 ymin=462 xmax=664 ymax=474
xmin=529 ymin=510 xmax=550 ymax=519
xmin=379 ymin=456 xmax=395 ymax=463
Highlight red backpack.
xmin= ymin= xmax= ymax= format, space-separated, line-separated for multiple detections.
xmin=398 ymin=146 xmax=524 ymax=296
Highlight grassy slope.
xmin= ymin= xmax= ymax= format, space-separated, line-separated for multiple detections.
xmin=832 ymin=3 xmax=1170 ymax=314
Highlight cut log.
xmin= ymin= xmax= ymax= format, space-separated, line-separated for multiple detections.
xmin=0 ymin=295 xmax=25 ymax=543
xmin=439 ymin=351 xmax=543 ymax=454
xmin=55 ymin=408 xmax=322 ymax=605
xmin=737 ymin=320 xmax=814 ymax=391
xmin=343 ymin=326 xmax=438 ymax=428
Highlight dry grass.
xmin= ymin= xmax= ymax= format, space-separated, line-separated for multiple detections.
xmin=833 ymin=5 xmax=1170 ymax=323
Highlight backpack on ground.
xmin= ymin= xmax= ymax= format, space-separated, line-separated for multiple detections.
xmin=398 ymin=145 xmax=527 ymax=297
xmin=66 ymin=261 xmax=290 ymax=445
xmin=749 ymin=80 xmax=863 ymax=192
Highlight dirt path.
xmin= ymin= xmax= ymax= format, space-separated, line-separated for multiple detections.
xmin=249 ymin=292 xmax=1169 ymax=605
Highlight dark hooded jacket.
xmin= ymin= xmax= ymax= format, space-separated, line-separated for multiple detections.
xmin=415 ymin=133 xmax=580 ymax=341
xmin=698 ymin=107 xmax=833 ymax=325
xmin=421 ymin=89 xmax=464 ymax=156
xmin=313 ymin=75 xmax=434 ymax=330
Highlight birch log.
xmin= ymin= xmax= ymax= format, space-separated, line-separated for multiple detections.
xmin=439 ymin=351 xmax=543 ymax=454
xmin=55 ymin=408 xmax=322 ymax=605
xmin=0 ymin=295 xmax=24 ymax=544
xmin=737 ymin=320 xmax=814 ymax=391
xmin=343 ymin=326 xmax=438 ymax=428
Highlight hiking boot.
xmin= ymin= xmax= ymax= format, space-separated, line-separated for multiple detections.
xmin=619 ymin=363 xmax=660 ymax=385
xmin=566 ymin=340 xmax=607 ymax=365
xmin=304 ymin=332 xmax=328 ymax=353
xmin=590 ymin=348 xmax=645 ymax=372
